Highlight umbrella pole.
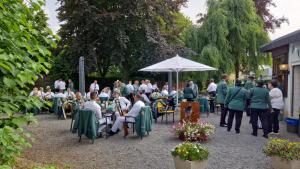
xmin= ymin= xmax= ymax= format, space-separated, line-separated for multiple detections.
xmin=176 ymin=70 xmax=179 ymax=110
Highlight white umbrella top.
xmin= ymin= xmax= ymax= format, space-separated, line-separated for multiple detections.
xmin=139 ymin=55 xmax=217 ymax=72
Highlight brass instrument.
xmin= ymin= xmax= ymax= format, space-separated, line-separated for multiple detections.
xmin=115 ymin=98 xmax=128 ymax=116
xmin=115 ymin=98 xmax=129 ymax=137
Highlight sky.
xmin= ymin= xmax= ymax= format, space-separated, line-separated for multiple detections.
xmin=46 ymin=0 xmax=300 ymax=40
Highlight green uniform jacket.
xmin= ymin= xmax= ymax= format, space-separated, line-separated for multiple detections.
xmin=216 ymin=80 xmax=227 ymax=104
xmin=183 ymin=87 xmax=195 ymax=99
xmin=225 ymin=87 xmax=248 ymax=111
xmin=244 ymin=80 xmax=254 ymax=90
xmin=249 ymin=87 xmax=271 ymax=109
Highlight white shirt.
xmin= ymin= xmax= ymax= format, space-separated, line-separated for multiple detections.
xmin=99 ymin=92 xmax=109 ymax=98
xmin=269 ymin=88 xmax=284 ymax=109
xmin=45 ymin=92 xmax=54 ymax=99
xmin=58 ymin=81 xmax=66 ymax=90
xmin=90 ymin=83 xmax=100 ymax=92
xmin=54 ymin=80 xmax=59 ymax=89
xmin=207 ymin=82 xmax=217 ymax=92
xmin=126 ymin=100 xmax=145 ymax=117
xmin=170 ymin=90 xmax=177 ymax=96
xmin=126 ymin=84 xmax=134 ymax=93
xmin=85 ymin=92 xmax=91 ymax=100
xmin=152 ymin=84 xmax=158 ymax=91
xmin=142 ymin=94 xmax=151 ymax=104
xmin=54 ymin=93 xmax=66 ymax=98
xmin=114 ymin=97 xmax=131 ymax=110
xmin=145 ymin=83 xmax=153 ymax=93
xmin=161 ymin=89 xmax=169 ymax=96
xmin=139 ymin=84 xmax=147 ymax=92
xmin=84 ymin=100 xmax=102 ymax=118
xmin=64 ymin=91 xmax=75 ymax=99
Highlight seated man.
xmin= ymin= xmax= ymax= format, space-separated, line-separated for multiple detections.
xmin=109 ymin=94 xmax=145 ymax=136
xmin=84 ymin=92 xmax=111 ymax=137
xmin=112 ymin=89 xmax=131 ymax=117
xmin=141 ymin=90 xmax=151 ymax=105
xmin=64 ymin=87 xmax=76 ymax=100
xmin=54 ymin=89 xmax=66 ymax=98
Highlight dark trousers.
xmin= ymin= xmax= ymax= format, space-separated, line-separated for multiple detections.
xmin=250 ymin=108 xmax=269 ymax=136
xmin=246 ymin=107 xmax=251 ymax=116
xmin=227 ymin=109 xmax=243 ymax=132
xmin=268 ymin=108 xmax=280 ymax=133
xmin=220 ymin=104 xmax=228 ymax=125
xmin=209 ymin=92 xmax=216 ymax=113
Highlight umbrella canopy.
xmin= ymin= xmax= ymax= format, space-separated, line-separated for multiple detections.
xmin=139 ymin=54 xmax=217 ymax=108
xmin=139 ymin=55 xmax=217 ymax=72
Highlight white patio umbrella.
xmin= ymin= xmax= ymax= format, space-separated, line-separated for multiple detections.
xmin=139 ymin=54 xmax=217 ymax=107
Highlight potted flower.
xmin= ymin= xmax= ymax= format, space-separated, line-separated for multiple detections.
xmin=173 ymin=121 xmax=215 ymax=142
xmin=263 ymin=138 xmax=300 ymax=169
xmin=171 ymin=142 xmax=209 ymax=169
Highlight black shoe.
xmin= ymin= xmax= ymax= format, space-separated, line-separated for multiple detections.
xmin=263 ymin=135 xmax=268 ymax=139
xmin=109 ymin=130 xmax=116 ymax=136
xmin=220 ymin=124 xmax=227 ymax=127
xmin=235 ymin=130 xmax=240 ymax=134
xmin=227 ymin=129 xmax=230 ymax=132
xmin=97 ymin=133 xmax=103 ymax=138
xmin=116 ymin=129 xmax=120 ymax=133
xmin=251 ymin=133 xmax=257 ymax=137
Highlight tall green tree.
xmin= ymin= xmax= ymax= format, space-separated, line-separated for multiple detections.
xmin=183 ymin=0 xmax=270 ymax=79
xmin=56 ymin=0 xmax=189 ymax=80
xmin=0 ymin=0 xmax=56 ymax=166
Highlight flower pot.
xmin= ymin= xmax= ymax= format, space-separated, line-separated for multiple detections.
xmin=173 ymin=156 xmax=207 ymax=169
xmin=271 ymin=157 xmax=300 ymax=169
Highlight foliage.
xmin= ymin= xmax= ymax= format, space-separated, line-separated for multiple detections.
xmin=182 ymin=0 xmax=270 ymax=79
xmin=55 ymin=0 xmax=191 ymax=80
xmin=171 ymin=142 xmax=209 ymax=161
xmin=263 ymin=138 xmax=300 ymax=161
xmin=0 ymin=0 xmax=56 ymax=165
xmin=0 ymin=127 xmax=32 ymax=165
xmin=254 ymin=0 xmax=288 ymax=32
xmin=173 ymin=121 xmax=215 ymax=142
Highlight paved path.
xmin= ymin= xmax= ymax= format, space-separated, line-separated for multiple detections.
xmin=23 ymin=113 xmax=300 ymax=169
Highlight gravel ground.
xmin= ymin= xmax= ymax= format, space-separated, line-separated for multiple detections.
xmin=22 ymin=112 xmax=300 ymax=169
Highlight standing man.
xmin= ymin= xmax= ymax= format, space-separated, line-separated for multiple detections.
xmin=126 ymin=80 xmax=134 ymax=103
xmin=90 ymin=80 xmax=100 ymax=93
xmin=145 ymin=80 xmax=153 ymax=98
xmin=54 ymin=79 xmax=60 ymax=93
xmin=244 ymin=75 xmax=255 ymax=116
xmin=190 ymin=81 xmax=199 ymax=98
xmin=207 ymin=79 xmax=217 ymax=113
xmin=216 ymin=74 xmax=228 ymax=127
xmin=224 ymin=80 xmax=248 ymax=133
xmin=68 ymin=79 xmax=74 ymax=92
xmin=133 ymin=80 xmax=140 ymax=95
xmin=58 ymin=79 xmax=66 ymax=91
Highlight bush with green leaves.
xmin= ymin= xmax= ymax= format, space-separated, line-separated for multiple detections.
xmin=263 ymin=138 xmax=300 ymax=161
xmin=171 ymin=142 xmax=209 ymax=161
xmin=0 ymin=0 xmax=56 ymax=166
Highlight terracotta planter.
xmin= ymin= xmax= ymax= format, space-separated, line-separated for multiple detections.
xmin=173 ymin=156 xmax=207 ymax=169
xmin=271 ymin=157 xmax=300 ymax=169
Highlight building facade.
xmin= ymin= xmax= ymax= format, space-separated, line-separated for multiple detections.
xmin=261 ymin=29 xmax=300 ymax=118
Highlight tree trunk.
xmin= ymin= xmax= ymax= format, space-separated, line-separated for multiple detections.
xmin=235 ymin=56 xmax=240 ymax=79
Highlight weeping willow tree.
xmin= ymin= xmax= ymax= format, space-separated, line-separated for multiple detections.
xmin=182 ymin=0 xmax=271 ymax=82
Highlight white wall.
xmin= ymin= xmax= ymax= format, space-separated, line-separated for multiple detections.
xmin=287 ymin=42 xmax=300 ymax=118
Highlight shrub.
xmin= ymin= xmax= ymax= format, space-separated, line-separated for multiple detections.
xmin=171 ymin=142 xmax=209 ymax=161
xmin=173 ymin=121 xmax=215 ymax=142
xmin=263 ymin=138 xmax=300 ymax=161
